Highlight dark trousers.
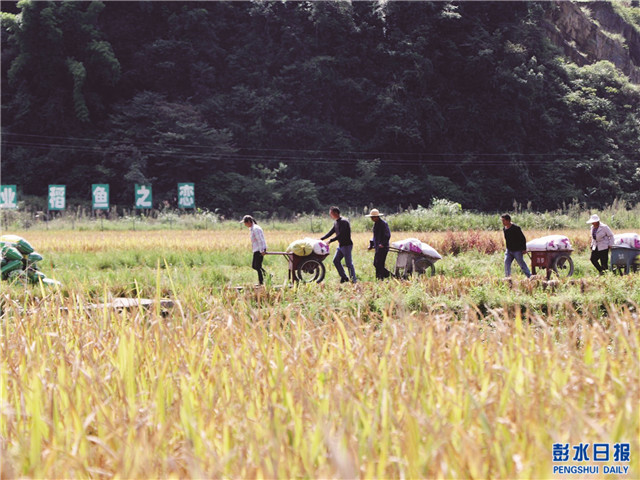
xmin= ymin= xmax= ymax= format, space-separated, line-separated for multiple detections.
xmin=590 ymin=248 xmax=608 ymax=273
xmin=252 ymin=251 xmax=266 ymax=284
xmin=374 ymin=247 xmax=390 ymax=280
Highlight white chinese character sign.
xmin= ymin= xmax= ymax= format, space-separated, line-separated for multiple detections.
xmin=48 ymin=185 xmax=66 ymax=211
xmin=0 ymin=185 xmax=18 ymax=209
xmin=178 ymin=183 xmax=195 ymax=209
xmin=92 ymin=184 xmax=109 ymax=210
xmin=135 ymin=184 xmax=152 ymax=209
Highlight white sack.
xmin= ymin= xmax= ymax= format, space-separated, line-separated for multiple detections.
xmin=614 ymin=233 xmax=640 ymax=249
xmin=420 ymin=243 xmax=442 ymax=260
xmin=391 ymin=238 xmax=422 ymax=253
xmin=310 ymin=238 xmax=330 ymax=255
xmin=392 ymin=238 xmax=442 ymax=260
xmin=526 ymin=235 xmax=572 ymax=251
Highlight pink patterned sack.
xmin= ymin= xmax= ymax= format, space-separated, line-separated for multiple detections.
xmin=614 ymin=233 xmax=640 ymax=249
xmin=526 ymin=235 xmax=572 ymax=251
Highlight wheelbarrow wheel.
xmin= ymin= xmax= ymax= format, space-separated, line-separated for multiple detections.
xmin=297 ymin=258 xmax=325 ymax=283
xmin=414 ymin=258 xmax=436 ymax=277
xmin=611 ymin=263 xmax=628 ymax=275
xmin=551 ymin=254 xmax=574 ymax=278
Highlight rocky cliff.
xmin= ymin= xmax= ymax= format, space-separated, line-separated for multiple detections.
xmin=545 ymin=1 xmax=640 ymax=83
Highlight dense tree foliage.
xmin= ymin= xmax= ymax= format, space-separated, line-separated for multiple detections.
xmin=2 ymin=1 xmax=639 ymax=216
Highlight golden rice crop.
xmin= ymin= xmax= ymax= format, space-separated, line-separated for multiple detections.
xmin=10 ymin=228 xmax=593 ymax=254
xmin=1 ymin=229 xmax=638 ymax=478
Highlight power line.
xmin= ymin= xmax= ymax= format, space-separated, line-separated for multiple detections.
xmin=3 ymin=141 xmax=635 ymax=166
xmin=2 ymin=131 xmax=639 ymax=159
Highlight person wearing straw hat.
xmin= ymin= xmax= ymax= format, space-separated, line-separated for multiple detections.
xmin=586 ymin=214 xmax=614 ymax=274
xmin=366 ymin=208 xmax=391 ymax=280
xmin=243 ymin=215 xmax=268 ymax=285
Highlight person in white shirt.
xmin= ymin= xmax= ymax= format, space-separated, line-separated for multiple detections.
xmin=243 ymin=215 xmax=268 ymax=284
xmin=586 ymin=214 xmax=614 ymax=274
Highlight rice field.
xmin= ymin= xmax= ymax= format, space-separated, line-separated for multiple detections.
xmin=1 ymin=229 xmax=639 ymax=478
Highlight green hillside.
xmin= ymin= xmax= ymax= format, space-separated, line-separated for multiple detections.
xmin=1 ymin=1 xmax=639 ymax=216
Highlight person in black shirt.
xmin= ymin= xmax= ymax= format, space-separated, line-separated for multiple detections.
xmin=501 ymin=214 xmax=531 ymax=278
xmin=367 ymin=208 xmax=391 ymax=280
xmin=321 ymin=206 xmax=357 ymax=283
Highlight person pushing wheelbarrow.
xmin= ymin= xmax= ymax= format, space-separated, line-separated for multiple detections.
xmin=366 ymin=208 xmax=391 ymax=280
xmin=320 ymin=206 xmax=357 ymax=283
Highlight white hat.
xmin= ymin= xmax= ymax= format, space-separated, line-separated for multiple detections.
xmin=365 ymin=208 xmax=384 ymax=217
xmin=586 ymin=214 xmax=600 ymax=224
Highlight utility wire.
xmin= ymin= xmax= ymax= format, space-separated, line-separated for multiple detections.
xmin=2 ymin=131 xmax=638 ymax=158
xmin=2 ymin=136 xmax=637 ymax=168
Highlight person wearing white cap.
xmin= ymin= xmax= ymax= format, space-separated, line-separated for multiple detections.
xmin=366 ymin=208 xmax=391 ymax=280
xmin=586 ymin=214 xmax=614 ymax=274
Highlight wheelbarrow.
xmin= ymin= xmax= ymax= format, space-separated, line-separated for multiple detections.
xmin=610 ymin=246 xmax=640 ymax=275
xmin=389 ymin=247 xmax=437 ymax=278
xmin=265 ymin=251 xmax=329 ymax=284
xmin=527 ymin=250 xmax=574 ymax=279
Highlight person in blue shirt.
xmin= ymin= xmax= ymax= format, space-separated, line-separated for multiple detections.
xmin=367 ymin=208 xmax=391 ymax=280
